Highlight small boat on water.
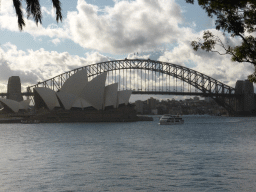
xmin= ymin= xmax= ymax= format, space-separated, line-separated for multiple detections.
xmin=159 ymin=114 xmax=184 ymax=125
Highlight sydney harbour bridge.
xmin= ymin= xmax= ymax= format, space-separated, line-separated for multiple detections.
xmin=1 ymin=59 xmax=255 ymax=116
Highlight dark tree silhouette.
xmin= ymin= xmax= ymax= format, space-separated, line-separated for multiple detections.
xmin=12 ymin=0 xmax=62 ymax=30
xmin=186 ymin=0 xmax=256 ymax=82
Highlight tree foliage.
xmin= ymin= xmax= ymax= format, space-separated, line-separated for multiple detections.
xmin=186 ymin=0 xmax=256 ymax=82
xmin=12 ymin=0 xmax=62 ymax=30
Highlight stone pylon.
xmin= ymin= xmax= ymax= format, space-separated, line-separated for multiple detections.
xmin=235 ymin=80 xmax=255 ymax=115
xmin=7 ymin=76 xmax=23 ymax=102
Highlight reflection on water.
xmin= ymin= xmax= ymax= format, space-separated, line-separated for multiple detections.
xmin=0 ymin=116 xmax=256 ymax=191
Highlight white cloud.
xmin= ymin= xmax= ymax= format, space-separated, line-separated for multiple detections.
xmin=66 ymin=0 xmax=185 ymax=54
xmin=0 ymin=1 xmax=69 ymax=38
xmin=84 ymin=52 xmax=112 ymax=64
xmin=0 ymin=0 xmax=191 ymax=55
xmin=42 ymin=6 xmax=55 ymax=19
xmin=158 ymin=29 xmax=254 ymax=87
xmin=0 ymin=43 xmax=112 ymax=92
xmin=52 ymin=38 xmax=61 ymax=45
xmin=0 ymin=0 xmax=254 ymax=94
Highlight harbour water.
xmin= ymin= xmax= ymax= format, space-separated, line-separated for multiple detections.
xmin=0 ymin=115 xmax=256 ymax=191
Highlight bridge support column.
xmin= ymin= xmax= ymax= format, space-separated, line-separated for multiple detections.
xmin=235 ymin=80 xmax=255 ymax=116
xmin=7 ymin=76 xmax=23 ymax=102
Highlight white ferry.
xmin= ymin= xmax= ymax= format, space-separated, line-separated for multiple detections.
xmin=159 ymin=114 xmax=184 ymax=125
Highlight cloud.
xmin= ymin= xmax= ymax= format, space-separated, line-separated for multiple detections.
xmin=52 ymin=38 xmax=61 ymax=45
xmin=84 ymin=52 xmax=113 ymax=64
xmin=66 ymin=0 xmax=185 ymax=54
xmin=42 ymin=6 xmax=55 ymax=19
xmin=0 ymin=43 xmax=112 ymax=92
xmin=158 ymin=29 xmax=254 ymax=87
xmin=0 ymin=1 xmax=69 ymax=38
xmin=0 ymin=0 xmax=254 ymax=94
xmin=0 ymin=0 xmax=190 ymax=55
xmin=0 ymin=59 xmax=38 ymax=84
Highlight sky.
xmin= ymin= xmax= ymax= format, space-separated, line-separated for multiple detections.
xmin=0 ymin=0 xmax=254 ymax=101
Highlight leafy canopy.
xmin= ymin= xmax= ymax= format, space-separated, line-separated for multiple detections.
xmin=186 ymin=0 xmax=256 ymax=82
xmin=12 ymin=0 xmax=62 ymax=30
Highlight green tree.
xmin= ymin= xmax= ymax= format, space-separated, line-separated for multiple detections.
xmin=186 ymin=0 xmax=256 ymax=82
xmin=12 ymin=0 xmax=62 ymax=30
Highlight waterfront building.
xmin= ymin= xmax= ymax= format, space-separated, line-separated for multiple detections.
xmin=104 ymin=83 xmax=118 ymax=109
xmin=34 ymin=87 xmax=60 ymax=110
xmin=0 ymin=71 xmax=132 ymax=114
xmin=34 ymin=72 xmax=132 ymax=111
xmin=0 ymin=98 xmax=30 ymax=113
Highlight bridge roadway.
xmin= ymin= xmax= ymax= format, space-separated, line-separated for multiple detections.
xmin=0 ymin=91 xmax=241 ymax=98
xmin=132 ymin=91 xmax=240 ymax=97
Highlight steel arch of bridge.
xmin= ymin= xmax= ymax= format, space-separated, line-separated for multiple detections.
xmin=27 ymin=59 xmax=238 ymax=114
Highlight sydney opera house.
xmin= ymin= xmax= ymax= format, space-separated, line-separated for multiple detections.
xmin=0 ymin=98 xmax=31 ymax=113
xmin=0 ymin=71 xmax=137 ymax=122
xmin=33 ymin=71 xmax=132 ymax=111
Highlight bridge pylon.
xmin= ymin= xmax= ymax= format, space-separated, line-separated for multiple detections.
xmin=235 ymin=80 xmax=256 ymax=116
xmin=7 ymin=76 xmax=23 ymax=102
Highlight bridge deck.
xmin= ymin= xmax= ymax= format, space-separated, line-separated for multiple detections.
xmin=132 ymin=91 xmax=241 ymax=97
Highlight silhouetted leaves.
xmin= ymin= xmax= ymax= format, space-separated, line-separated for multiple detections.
xmin=13 ymin=0 xmax=25 ymax=30
xmin=186 ymin=0 xmax=256 ymax=82
xmin=12 ymin=0 xmax=62 ymax=30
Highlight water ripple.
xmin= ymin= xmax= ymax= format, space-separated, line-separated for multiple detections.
xmin=0 ymin=116 xmax=256 ymax=191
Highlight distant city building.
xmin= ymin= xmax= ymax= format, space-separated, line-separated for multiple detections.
xmin=204 ymin=97 xmax=213 ymax=102
xmin=135 ymin=100 xmax=143 ymax=114
xmin=184 ymin=98 xmax=193 ymax=105
xmin=193 ymin=96 xmax=200 ymax=101
xmin=132 ymin=95 xmax=231 ymax=116
xmin=147 ymin=97 xmax=156 ymax=109
xmin=151 ymin=109 xmax=158 ymax=115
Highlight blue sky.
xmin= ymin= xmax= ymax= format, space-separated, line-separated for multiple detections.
xmin=0 ymin=0 xmax=254 ymax=101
